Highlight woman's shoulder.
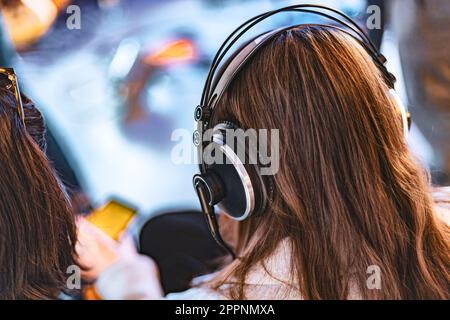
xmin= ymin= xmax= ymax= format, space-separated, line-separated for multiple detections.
xmin=164 ymin=273 xmax=227 ymax=300
xmin=431 ymin=186 xmax=450 ymax=225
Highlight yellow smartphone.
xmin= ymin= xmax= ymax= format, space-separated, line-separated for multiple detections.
xmin=86 ymin=199 xmax=137 ymax=240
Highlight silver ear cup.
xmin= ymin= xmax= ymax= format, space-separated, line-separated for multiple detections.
xmin=202 ymin=122 xmax=269 ymax=221
xmin=209 ymin=126 xmax=255 ymax=221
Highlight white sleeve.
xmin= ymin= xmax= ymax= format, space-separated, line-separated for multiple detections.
xmin=165 ymin=288 xmax=226 ymax=300
xmin=95 ymin=255 xmax=226 ymax=300
xmin=95 ymin=255 xmax=164 ymax=300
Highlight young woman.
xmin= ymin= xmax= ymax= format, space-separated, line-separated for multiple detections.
xmin=0 ymin=71 xmax=77 ymax=299
xmin=77 ymin=25 xmax=450 ymax=300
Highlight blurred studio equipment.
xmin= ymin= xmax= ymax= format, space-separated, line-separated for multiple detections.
xmin=391 ymin=0 xmax=450 ymax=184
xmin=119 ymin=38 xmax=198 ymax=122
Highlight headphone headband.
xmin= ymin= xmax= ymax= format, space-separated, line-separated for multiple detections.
xmin=205 ymin=23 xmax=395 ymax=120
xmin=200 ymin=5 xmax=381 ymax=108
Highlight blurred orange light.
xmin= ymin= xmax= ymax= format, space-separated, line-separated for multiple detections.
xmin=1 ymin=0 xmax=59 ymax=49
xmin=144 ymin=39 xmax=197 ymax=67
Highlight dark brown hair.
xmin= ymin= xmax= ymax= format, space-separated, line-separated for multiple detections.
xmin=210 ymin=26 xmax=450 ymax=299
xmin=0 ymin=82 xmax=77 ymax=299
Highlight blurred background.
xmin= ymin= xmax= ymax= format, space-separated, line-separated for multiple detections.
xmin=0 ymin=0 xmax=446 ymax=217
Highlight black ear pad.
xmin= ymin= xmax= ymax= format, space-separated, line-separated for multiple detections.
xmin=208 ymin=160 xmax=251 ymax=220
xmin=202 ymin=122 xmax=269 ymax=220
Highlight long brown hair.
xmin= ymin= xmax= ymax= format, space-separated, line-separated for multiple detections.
xmin=0 ymin=83 xmax=77 ymax=299
xmin=210 ymin=26 xmax=450 ymax=299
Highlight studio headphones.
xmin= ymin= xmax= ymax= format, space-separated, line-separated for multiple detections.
xmin=192 ymin=4 xmax=411 ymax=256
